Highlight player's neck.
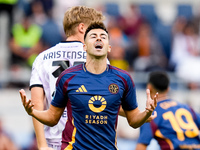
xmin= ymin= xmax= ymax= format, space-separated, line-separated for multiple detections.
xmin=157 ymin=93 xmax=169 ymax=102
xmin=66 ymin=34 xmax=84 ymax=43
xmin=85 ymin=58 xmax=107 ymax=74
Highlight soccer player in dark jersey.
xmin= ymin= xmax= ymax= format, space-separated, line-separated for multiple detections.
xmin=135 ymin=71 xmax=200 ymax=150
xmin=20 ymin=22 xmax=158 ymax=150
xmin=28 ymin=6 xmax=105 ymax=150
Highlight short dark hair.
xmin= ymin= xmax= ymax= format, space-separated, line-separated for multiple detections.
xmin=84 ymin=22 xmax=108 ymax=40
xmin=148 ymin=71 xmax=169 ymax=92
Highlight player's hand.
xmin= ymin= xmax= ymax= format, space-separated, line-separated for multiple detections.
xmin=39 ymin=147 xmax=54 ymax=150
xmin=145 ymin=89 xmax=158 ymax=115
xmin=19 ymin=89 xmax=34 ymax=116
xmin=145 ymin=111 xmax=157 ymax=122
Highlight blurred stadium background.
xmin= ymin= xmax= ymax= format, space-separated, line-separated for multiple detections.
xmin=1 ymin=0 xmax=200 ymax=149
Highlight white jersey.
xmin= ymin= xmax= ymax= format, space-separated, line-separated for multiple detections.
xmin=30 ymin=41 xmax=86 ymax=145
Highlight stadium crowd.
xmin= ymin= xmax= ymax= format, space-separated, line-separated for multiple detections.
xmin=1 ymin=0 xmax=200 ymax=89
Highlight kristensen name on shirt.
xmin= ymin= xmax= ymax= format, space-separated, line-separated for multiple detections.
xmin=43 ymin=50 xmax=86 ymax=60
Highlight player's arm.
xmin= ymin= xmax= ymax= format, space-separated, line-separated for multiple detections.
xmin=124 ymin=107 xmax=150 ymax=128
xmin=20 ymin=89 xmax=65 ymax=126
xmin=118 ymin=106 xmax=126 ymax=117
xmin=120 ymin=106 xmax=157 ymax=123
xmin=124 ymin=89 xmax=158 ymax=128
xmin=31 ymin=87 xmax=54 ymax=150
xmin=135 ymin=143 xmax=147 ymax=150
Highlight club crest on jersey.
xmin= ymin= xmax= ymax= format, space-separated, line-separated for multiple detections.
xmin=109 ymin=83 xmax=119 ymax=94
xmin=88 ymin=95 xmax=107 ymax=113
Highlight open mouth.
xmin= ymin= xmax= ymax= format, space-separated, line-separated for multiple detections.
xmin=95 ymin=42 xmax=103 ymax=49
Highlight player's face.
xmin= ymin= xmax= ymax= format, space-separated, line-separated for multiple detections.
xmin=84 ymin=29 xmax=111 ymax=58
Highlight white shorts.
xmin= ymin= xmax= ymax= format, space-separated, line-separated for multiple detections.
xmin=48 ymin=143 xmax=61 ymax=150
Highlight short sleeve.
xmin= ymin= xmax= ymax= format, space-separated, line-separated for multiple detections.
xmin=29 ymin=55 xmax=43 ymax=89
xmin=137 ymin=122 xmax=153 ymax=145
xmin=51 ymin=75 xmax=67 ymax=108
xmin=121 ymin=74 xmax=138 ymax=110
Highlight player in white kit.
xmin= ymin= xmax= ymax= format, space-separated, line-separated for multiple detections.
xmin=29 ymin=6 xmax=105 ymax=150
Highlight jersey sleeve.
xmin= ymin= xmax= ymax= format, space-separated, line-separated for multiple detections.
xmin=51 ymin=74 xmax=67 ymax=108
xmin=29 ymin=55 xmax=43 ymax=89
xmin=137 ymin=122 xmax=153 ymax=145
xmin=121 ymin=74 xmax=138 ymax=110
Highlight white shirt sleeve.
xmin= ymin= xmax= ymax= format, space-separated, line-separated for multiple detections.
xmin=29 ymin=54 xmax=43 ymax=88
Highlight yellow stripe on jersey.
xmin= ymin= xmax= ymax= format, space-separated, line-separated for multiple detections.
xmin=65 ymin=118 xmax=77 ymax=150
xmin=155 ymin=129 xmax=174 ymax=150
xmin=115 ymin=130 xmax=119 ymax=150
xmin=76 ymin=85 xmax=87 ymax=92
xmin=81 ymin=85 xmax=87 ymax=92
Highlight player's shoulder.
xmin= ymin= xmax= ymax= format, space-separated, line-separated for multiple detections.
xmin=36 ymin=41 xmax=83 ymax=59
xmin=64 ymin=63 xmax=83 ymax=74
xmin=156 ymin=99 xmax=187 ymax=114
xmin=109 ymin=65 xmax=132 ymax=78
xmin=59 ymin=64 xmax=83 ymax=78
xmin=34 ymin=44 xmax=58 ymax=61
xmin=56 ymin=64 xmax=83 ymax=85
